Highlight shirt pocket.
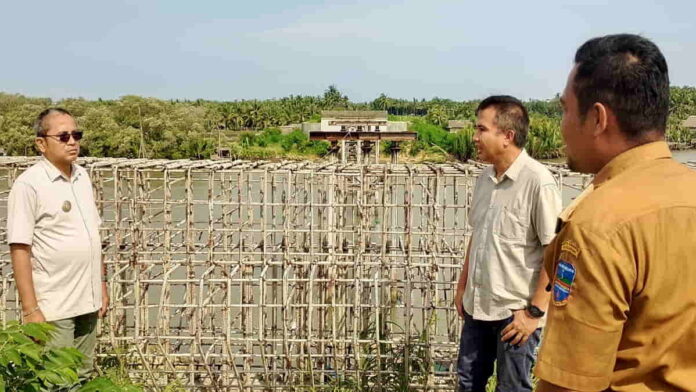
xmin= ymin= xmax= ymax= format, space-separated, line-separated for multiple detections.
xmin=493 ymin=204 xmax=529 ymax=242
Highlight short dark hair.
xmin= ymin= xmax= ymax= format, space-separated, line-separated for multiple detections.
xmin=33 ymin=108 xmax=73 ymax=136
xmin=475 ymin=95 xmax=529 ymax=148
xmin=574 ymin=34 xmax=669 ymax=139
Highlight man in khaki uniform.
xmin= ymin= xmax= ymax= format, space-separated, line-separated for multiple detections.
xmin=7 ymin=108 xmax=109 ymax=388
xmin=535 ymin=34 xmax=696 ymax=391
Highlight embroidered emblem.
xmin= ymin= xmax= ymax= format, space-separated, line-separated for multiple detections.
xmin=560 ymin=240 xmax=580 ymax=258
xmin=62 ymin=200 xmax=72 ymax=212
xmin=553 ymin=260 xmax=576 ymax=306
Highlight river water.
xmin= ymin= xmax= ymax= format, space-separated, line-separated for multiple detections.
xmin=543 ymin=148 xmax=696 ymax=165
xmin=671 ymin=149 xmax=696 ymax=163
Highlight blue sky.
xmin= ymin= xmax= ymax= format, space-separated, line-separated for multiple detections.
xmin=2 ymin=0 xmax=694 ymax=102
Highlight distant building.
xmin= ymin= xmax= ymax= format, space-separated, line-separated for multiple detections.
xmin=305 ymin=110 xmax=415 ymax=164
xmin=321 ymin=110 xmax=387 ymax=132
xmin=683 ymin=116 xmax=696 ymax=130
xmin=447 ymin=120 xmax=472 ymax=132
xmin=684 ymin=116 xmax=696 ymax=147
xmin=302 ymin=122 xmax=321 ymax=133
xmin=211 ymin=147 xmax=231 ymax=160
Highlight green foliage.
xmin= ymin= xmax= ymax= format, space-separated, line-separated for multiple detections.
xmin=410 ymin=118 xmax=450 ymax=147
xmin=525 ymin=97 xmax=562 ymax=117
xmin=667 ymin=86 xmax=696 ymax=144
xmin=295 ymin=314 xmax=438 ymax=391
xmin=1 ymin=86 xmax=694 ymax=161
xmin=526 ymin=113 xmax=563 ymax=159
xmin=307 ymin=113 xmax=322 ymax=123
xmin=79 ymin=376 xmax=142 ymax=392
xmin=405 ymin=118 xmax=476 ymax=161
xmin=280 ymin=129 xmax=310 ymax=151
xmin=0 ymin=322 xmax=148 ymax=392
xmin=425 ymin=105 xmax=449 ymax=128
xmin=259 ymin=128 xmax=283 ymax=145
xmin=82 ymin=346 xmax=152 ymax=392
xmin=232 ymin=128 xmax=328 ymax=159
xmin=0 ymin=322 xmax=84 ymax=391
xmin=448 ymin=129 xmax=476 ymax=161
xmin=323 ymin=85 xmax=350 ymax=109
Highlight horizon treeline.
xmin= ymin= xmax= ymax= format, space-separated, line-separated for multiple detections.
xmin=0 ymin=85 xmax=694 ymax=161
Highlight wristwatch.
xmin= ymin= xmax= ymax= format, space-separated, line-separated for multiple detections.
xmin=525 ymin=304 xmax=545 ymax=318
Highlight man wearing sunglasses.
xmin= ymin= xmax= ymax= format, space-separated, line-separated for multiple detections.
xmin=7 ymin=108 xmax=108 ymax=388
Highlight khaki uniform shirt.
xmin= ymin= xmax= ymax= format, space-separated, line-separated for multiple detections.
xmin=463 ymin=150 xmax=561 ymax=321
xmin=7 ymin=158 xmax=102 ymax=321
xmin=535 ymin=142 xmax=696 ymax=391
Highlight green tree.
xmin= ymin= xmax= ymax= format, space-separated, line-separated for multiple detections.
xmin=426 ymin=105 xmax=449 ymax=128
xmin=322 ymin=85 xmax=349 ymax=109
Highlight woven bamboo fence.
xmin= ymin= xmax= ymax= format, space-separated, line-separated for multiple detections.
xmin=0 ymin=156 xmax=618 ymax=391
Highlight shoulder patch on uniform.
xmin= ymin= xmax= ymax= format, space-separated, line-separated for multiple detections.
xmin=560 ymin=240 xmax=580 ymax=258
xmin=553 ymin=260 xmax=576 ymax=306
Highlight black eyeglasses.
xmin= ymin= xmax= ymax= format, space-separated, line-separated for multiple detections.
xmin=41 ymin=131 xmax=84 ymax=143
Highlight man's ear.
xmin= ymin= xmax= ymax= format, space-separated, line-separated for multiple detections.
xmin=591 ymin=102 xmax=609 ymax=137
xmin=35 ymin=137 xmax=46 ymax=154
xmin=505 ymin=129 xmax=516 ymax=146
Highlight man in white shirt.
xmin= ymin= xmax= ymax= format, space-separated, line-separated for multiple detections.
xmin=7 ymin=108 xmax=109 ymax=385
xmin=453 ymin=96 xmax=561 ymax=392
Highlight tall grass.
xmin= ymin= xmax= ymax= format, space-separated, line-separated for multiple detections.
xmin=231 ymin=128 xmax=329 ymax=160
xmin=407 ymin=118 xmax=476 ymax=161
xmin=295 ymin=315 xmax=437 ymax=392
xmin=527 ymin=114 xmax=563 ymax=159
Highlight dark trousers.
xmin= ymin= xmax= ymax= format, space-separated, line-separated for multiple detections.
xmin=457 ymin=312 xmax=541 ymax=392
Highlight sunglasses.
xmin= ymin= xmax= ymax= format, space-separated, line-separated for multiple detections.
xmin=41 ymin=131 xmax=84 ymax=143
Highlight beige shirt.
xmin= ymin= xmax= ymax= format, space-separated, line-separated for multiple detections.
xmin=7 ymin=158 xmax=102 ymax=321
xmin=463 ymin=150 xmax=561 ymax=321
xmin=536 ymin=142 xmax=696 ymax=391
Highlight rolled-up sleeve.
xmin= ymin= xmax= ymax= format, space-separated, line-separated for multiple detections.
xmin=7 ymin=181 xmax=37 ymax=245
xmin=534 ymin=182 xmax=562 ymax=245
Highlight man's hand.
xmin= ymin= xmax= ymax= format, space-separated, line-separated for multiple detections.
xmin=99 ymin=283 xmax=109 ymax=317
xmin=23 ymin=309 xmax=46 ymax=324
xmin=454 ymin=240 xmax=473 ymax=319
xmin=500 ymin=309 xmax=540 ymax=346
xmin=454 ymin=290 xmax=465 ymax=318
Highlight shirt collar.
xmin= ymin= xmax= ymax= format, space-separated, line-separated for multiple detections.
xmin=40 ymin=157 xmax=80 ymax=182
xmin=558 ymin=183 xmax=594 ymax=223
xmin=592 ymin=141 xmax=672 ymax=188
xmin=488 ymin=149 xmax=528 ymax=183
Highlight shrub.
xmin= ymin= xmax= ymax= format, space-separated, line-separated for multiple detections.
xmin=238 ymin=132 xmax=258 ymax=148
xmin=79 ymin=376 xmax=142 ymax=392
xmin=448 ymin=129 xmax=476 ymax=161
xmin=0 ymin=321 xmax=145 ymax=392
xmin=258 ymin=128 xmax=283 ymax=145
xmin=527 ymin=114 xmax=563 ymax=159
xmin=1 ymin=322 xmax=84 ymax=391
xmin=281 ymin=129 xmax=309 ymax=151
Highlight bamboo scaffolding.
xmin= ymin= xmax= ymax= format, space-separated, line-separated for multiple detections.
xmin=0 ymin=156 xmax=617 ymax=391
